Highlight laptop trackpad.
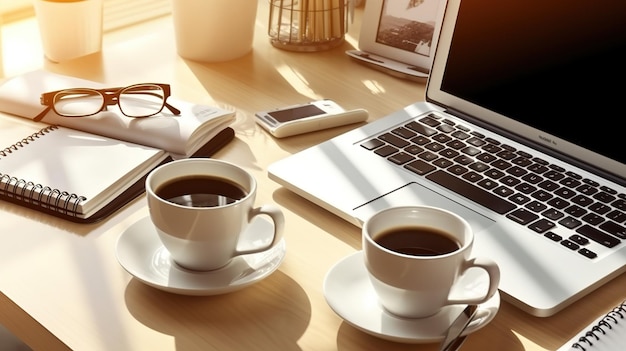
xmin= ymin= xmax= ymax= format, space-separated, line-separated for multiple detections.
xmin=353 ymin=182 xmax=495 ymax=233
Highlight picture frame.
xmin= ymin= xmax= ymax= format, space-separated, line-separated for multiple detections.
xmin=346 ymin=0 xmax=447 ymax=81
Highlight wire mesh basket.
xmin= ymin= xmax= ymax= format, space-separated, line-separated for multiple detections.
xmin=268 ymin=0 xmax=349 ymax=51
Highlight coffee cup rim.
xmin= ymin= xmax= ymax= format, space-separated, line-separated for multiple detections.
xmin=363 ymin=206 xmax=472 ymax=258
xmin=146 ymin=158 xmax=255 ymax=210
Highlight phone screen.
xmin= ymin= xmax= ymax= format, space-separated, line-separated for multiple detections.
xmin=267 ymin=104 xmax=325 ymax=123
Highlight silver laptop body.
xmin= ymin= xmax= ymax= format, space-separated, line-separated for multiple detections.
xmin=269 ymin=0 xmax=626 ymax=317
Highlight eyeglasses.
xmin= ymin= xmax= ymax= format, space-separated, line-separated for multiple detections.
xmin=36 ymin=83 xmax=181 ymax=121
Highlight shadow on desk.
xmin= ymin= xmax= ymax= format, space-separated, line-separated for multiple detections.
xmin=0 ymin=324 xmax=31 ymax=351
xmin=124 ymin=271 xmax=310 ymax=350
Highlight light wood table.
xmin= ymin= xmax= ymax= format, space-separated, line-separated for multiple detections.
xmin=1 ymin=3 xmax=625 ymax=351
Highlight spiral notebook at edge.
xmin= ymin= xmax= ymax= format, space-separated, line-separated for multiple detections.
xmin=557 ymin=300 xmax=626 ymax=351
xmin=0 ymin=125 xmax=235 ymax=223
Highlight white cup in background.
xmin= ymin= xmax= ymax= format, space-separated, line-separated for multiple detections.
xmin=33 ymin=0 xmax=103 ymax=63
xmin=362 ymin=206 xmax=500 ymax=318
xmin=171 ymin=0 xmax=258 ymax=62
xmin=146 ymin=159 xmax=285 ymax=271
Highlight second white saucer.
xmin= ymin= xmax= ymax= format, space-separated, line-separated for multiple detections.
xmin=323 ymin=251 xmax=500 ymax=344
xmin=116 ymin=216 xmax=286 ymax=296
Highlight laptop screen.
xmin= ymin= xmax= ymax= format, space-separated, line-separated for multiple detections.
xmin=427 ymin=0 xmax=626 ymax=180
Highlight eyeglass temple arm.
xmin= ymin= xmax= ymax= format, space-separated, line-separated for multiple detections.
xmin=33 ymin=105 xmax=52 ymax=122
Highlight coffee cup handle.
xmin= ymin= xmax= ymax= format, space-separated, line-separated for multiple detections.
xmin=447 ymin=257 xmax=501 ymax=306
xmin=234 ymin=204 xmax=285 ymax=256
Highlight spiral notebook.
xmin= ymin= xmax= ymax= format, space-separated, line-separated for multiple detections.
xmin=0 ymin=124 xmax=235 ymax=223
xmin=557 ymin=300 xmax=626 ymax=351
xmin=0 ymin=125 xmax=168 ymax=222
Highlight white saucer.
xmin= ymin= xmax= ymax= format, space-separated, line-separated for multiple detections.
xmin=115 ymin=216 xmax=286 ymax=296
xmin=323 ymin=251 xmax=500 ymax=344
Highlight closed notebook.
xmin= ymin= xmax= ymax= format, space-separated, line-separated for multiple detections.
xmin=557 ymin=300 xmax=626 ymax=351
xmin=0 ymin=125 xmax=168 ymax=222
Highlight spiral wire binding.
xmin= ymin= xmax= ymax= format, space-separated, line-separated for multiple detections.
xmin=572 ymin=300 xmax=626 ymax=351
xmin=0 ymin=125 xmax=86 ymax=216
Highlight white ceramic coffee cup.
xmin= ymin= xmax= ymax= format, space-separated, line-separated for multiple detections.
xmin=171 ymin=0 xmax=258 ymax=62
xmin=363 ymin=206 xmax=500 ymax=318
xmin=146 ymin=159 xmax=285 ymax=271
xmin=33 ymin=0 xmax=103 ymax=63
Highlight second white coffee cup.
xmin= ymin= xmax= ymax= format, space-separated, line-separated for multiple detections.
xmin=363 ymin=206 xmax=500 ymax=318
xmin=33 ymin=0 xmax=103 ymax=62
xmin=146 ymin=159 xmax=284 ymax=271
xmin=171 ymin=0 xmax=257 ymax=62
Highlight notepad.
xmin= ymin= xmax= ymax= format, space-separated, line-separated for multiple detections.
xmin=557 ymin=300 xmax=626 ymax=351
xmin=0 ymin=124 xmax=169 ymax=222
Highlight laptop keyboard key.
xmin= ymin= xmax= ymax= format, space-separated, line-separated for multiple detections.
xmin=404 ymin=160 xmax=436 ymax=175
xmin=426 ymin=170 xmax=516 ymax=214
xmin=375 ymin=145 xmax=398 ymax=157
xmin=507 ymin=208 xmax=539 ymax=224
xmin=559 ymin=216 xmax=583 ymax=229
xmin=576 ymin=225 xmax=621 ymax=248
xmin=462 ymin=172 xmax=483 ymax=183
xmin=433 ymin=158 xmax=454 ymax=168
xmin=554 ymin=187 xmax=576 ymax=199
xmin=478 ymin=179 xmax=498 ymax=190
xmin=469 ymin=161 xmax=489 ymax=172
xmin=411 ymin=135 xmax=430 ymax=145
xmin=542 ymin=208 xmax=564 ymax=220
xmin=569 ymin=234 xmax=590 ymax=245
xmin=560 ymin=177 xmax=581 ymax=188
xmin=577 ymin=184 xmax=598 ymax=196
xmin=599 ymin=221 xmax=626 ymax=239
xmin=406 ymin=121 xmax=437 ymax=136
xmin=565 ymin=205 xmax=587 ymax=218
xmin=419 ymin=151 xmax=438 ymax=161
xmin=612 ymin=199 xmax=626 ymax=211
xmin=510 ymin=193 xmax=531 ymax=205
xmin=589 ymin=202 xmax=611 ymax=215
xmin=578 ymin=248 xmax=597 ymax=259
xmin=529 ymin=219 xmax=555 ymax=233
xmin=361 ymin=139 xmax=384 ymax=150
xmin=581 ymin=213 xmax=604 ymax=226
xmin=607 ymin=209 xmax=626 ymax=223
xmin=561 ymin=240 xmax=580 ymax=250
xmin=525 ymin=201 xmax=547 ymax=213
xmin=572 ymin=194 xmax=593 ymax=207
xmin=593 ymin=191 xmax=616 ymax=203
xmin=419 ymin=115 xmax=440 ymax=127
xmin=547 ymin=197 xmax=570 ymax=210
xmin=391 ymin=127 xmax=417 ymax=139
xmin=528 ymin=163 xmax=549 ymax=174
xmin=389 ymin=152 xmax=414 ymax=165
xmin=404 ymin=145 xmax=424 ymax=155
xmin=379 ymin=133 xmax=409 ymax=148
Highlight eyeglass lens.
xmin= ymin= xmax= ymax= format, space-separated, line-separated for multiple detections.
xmin=119 ymin=84 xmax=166 ymax=117
xmin=53 ymin=89 xmax=103 ymax=117
xmin=52 ymin=84 xmax=166 ymax=118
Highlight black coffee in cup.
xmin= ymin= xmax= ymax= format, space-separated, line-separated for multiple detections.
xmin=155 ymin=175 xmax=247 ymax=208
xmin=375 ymin=226 xmax=461 ymax=256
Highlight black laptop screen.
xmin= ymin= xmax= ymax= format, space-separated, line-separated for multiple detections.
xmin=440 ymin=0 xmax=626 ymax=165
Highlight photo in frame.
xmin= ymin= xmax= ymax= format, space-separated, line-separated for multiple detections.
xmin=346 ymin=0 xmax=447 ymax=81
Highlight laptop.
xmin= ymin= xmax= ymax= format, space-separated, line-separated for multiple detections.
xmin=269 ymin=0 xmax=626 ymax=317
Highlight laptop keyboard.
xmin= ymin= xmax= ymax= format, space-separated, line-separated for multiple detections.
xmin=361 ymin=113 xmax=626 ymax=259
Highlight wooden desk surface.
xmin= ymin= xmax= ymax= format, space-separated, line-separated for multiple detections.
xmin=1 ymin=3 xmax=625 ymax=351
